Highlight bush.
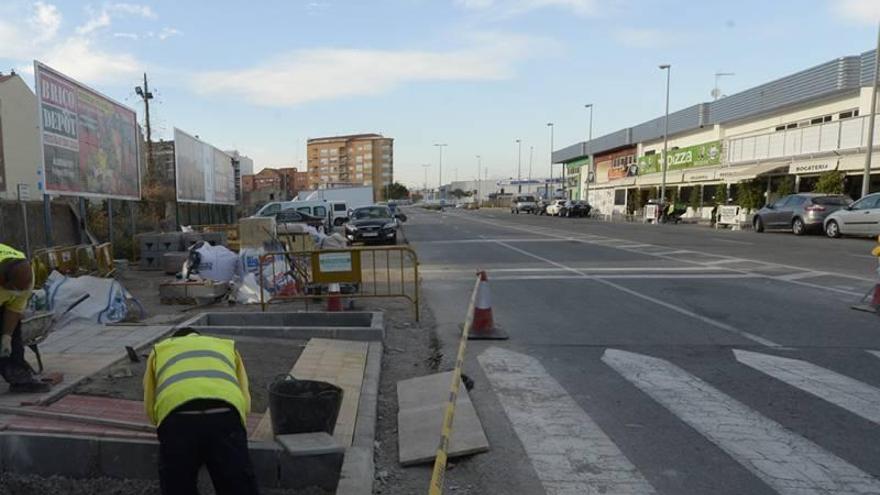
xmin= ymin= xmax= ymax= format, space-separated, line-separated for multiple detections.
xmin=736 ymin=180 xmax=764 ymax=210
xmin=813 ymin=170 xmax=844 ymax=194
xmin=775 ymin=176 xmax=794 ymax=197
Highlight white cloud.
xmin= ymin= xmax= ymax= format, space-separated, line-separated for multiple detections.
xmin=76 ymin=9 xmax=111 ymax=35
xmin=30 ymin=2 xmax=61 ymax=42
xmin=833 ymin=0 xmax=880 ymax=24
xmin=76 ymin=2 xmax=157 ymax=35
xmin=26 ymin=36 xmax=141 ymax=84
xmin=191 ymin=33 xmax=547 ymax=106
xmin=110 ymin=3 xmax=157 ymax=19
xmin=157 ymin=27 xmax=181 ymax=40
xmin=113 ymin=32 xmax=139 ymax=39
xmin=454 ymin=0 xmax=597 ymax=17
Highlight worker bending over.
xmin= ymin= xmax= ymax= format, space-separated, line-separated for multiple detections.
xmin=144 ymin=328 xmax=259 ymax=495
xmin=0 ymin=244 xmax=49 ymax=393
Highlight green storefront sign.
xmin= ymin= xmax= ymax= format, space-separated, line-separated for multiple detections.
xmin=563 ymin=157 xmax=590 ymax=200
xmin=638 ymin=141 xmax=722 ymax=175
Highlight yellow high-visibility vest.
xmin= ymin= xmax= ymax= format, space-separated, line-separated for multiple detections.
xmin=0 ymin=244 xmax=24 ymax=263
xmin=150 ymin=335 xmax=247 ymax=426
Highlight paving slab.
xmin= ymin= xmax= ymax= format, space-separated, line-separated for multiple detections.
xmin=397 ymin=371 xmax=489 ymax=466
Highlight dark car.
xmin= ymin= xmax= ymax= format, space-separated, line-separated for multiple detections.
xmin=753 ymin=193 xmax=852 ymax=235
xmin=345 ymin=206 xmax=399 ymax=244
xmin=275 ymin=209 xmax=328 ymax=233
xmin=561 ymin=200 xmax=592 ymax=218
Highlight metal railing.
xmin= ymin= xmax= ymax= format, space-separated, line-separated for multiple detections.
xmin=32 ymin=242 xmax=115 ymax=287
xmin=256 ymin=245 xmax=420 ymax=320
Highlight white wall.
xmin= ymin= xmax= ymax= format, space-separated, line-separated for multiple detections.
xmin=639 ymin=126 xmax=722 ymax=155
xmin=0 ymin=75 xmax=41 ymax=200
xmin=722 ymin=93 xmax=861 ymax=139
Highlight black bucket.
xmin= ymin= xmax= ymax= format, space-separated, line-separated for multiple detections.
xmin=268 ymin=375 xmax=344 ymax=435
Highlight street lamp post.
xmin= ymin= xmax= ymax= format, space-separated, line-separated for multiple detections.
xmin=516 ymin=139 xmax=522 ymax=193
xmin=528 ymin=145 xmax=534 ymax=182
xmin=584 ymin=103 xmax=593 ymax=203
xmin=863 ymin=21 xmax=880 ymax=198
xmin=659 ymin=64 xmax=672 ymax=206
xmin=434 ymin=143 xmax=447 ymax=200
xmin=422 ymin=164 xmax=431 ymax=199
xmin=476 ymin=155 xmax=481 ymax=204
xmin=547 ymin=123 xmax=554 ymax=198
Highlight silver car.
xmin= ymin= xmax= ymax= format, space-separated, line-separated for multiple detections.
xmin=824 ymin=192 xmax=880 ymax=238
xmin=753 ymin=193 xmax=851 ymax=235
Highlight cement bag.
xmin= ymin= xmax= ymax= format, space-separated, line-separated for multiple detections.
xmin=188 ymin=242 xmax=239 ymax=282
xmin=320 ymin=233 xmax=347 ymax=249
xmin=45 ymin=270 xmax=136 ymax=326
xmin=239 ymin=247 xmax=296 ymax=295
xmin=233 ymin=273 xmax=272 ymax=304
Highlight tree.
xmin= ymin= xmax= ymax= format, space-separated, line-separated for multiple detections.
xmin=736 ymin=180 xmax=765 ymax=210
xmin=775 ymin=176 xmax=794 ymax=197
xmin=385 ymin=182 xmax=410 ymax=200
xmin=450 ymin=188 xmax=472 ymax=199
xmin=813 ymin=170 xmax=844 ymax=194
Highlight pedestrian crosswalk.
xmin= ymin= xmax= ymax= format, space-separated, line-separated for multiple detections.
xmin=478 ymin=346 xmax=880 ymax=495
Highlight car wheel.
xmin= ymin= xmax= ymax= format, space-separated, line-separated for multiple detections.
xmin=792 ymin=217 xmax=806 ymax=236
xmin=754 ymin=216 xmax=764 ymax=233
xmin=825 ymin=219 xmax=841 ymax=238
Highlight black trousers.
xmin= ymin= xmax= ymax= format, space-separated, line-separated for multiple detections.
xmin=157 ymin=409 xmax=259 ymax=495
xmin=0 ymin=306 xmax=35 ymax=385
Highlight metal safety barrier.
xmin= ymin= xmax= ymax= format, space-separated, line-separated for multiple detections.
xmin=428 ymin=273 xmax=480 ymax=495
xmin=32 ymin=242 xmax=115 ymax=287
xmin=256 ymin=245 xmax=420 ymax=321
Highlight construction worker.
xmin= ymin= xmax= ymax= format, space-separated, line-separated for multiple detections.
xmin=143 ymin=328 xmax=259 ymax=495
xmin=0 ymin=244 xmax=50 ymax=393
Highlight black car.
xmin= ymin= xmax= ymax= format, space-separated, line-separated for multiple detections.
xmin=565 ymin=201 xmax=592 ymax=218
xmin=345 ymin=206 xmax=399 ymax=244
xmin=275 ymin=209 xmax=328 ymax=233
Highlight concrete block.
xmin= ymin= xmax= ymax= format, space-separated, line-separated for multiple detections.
xmin=139 ymin=253 xmax=162 ymax=271
xmin=0 ymin=433 xmax=100 ymax=478
xmin=276 ymin=432 xmax=344 ymax=457
xmin=397 ymin=372 xmax=489 ymax=466
xmin=162 ymin=252 xmax=189 ymax=274
xmin=98 ymin=437 xmax=159 ymax=480
xmin=278 ymin=450 xmax=343 ymax=491
xmin=335 ymin=446 xmax=373 ymax=495
xmin=138 ymin=233 xmax=160 ymax=253
xmin=155 ymin=232 xmax=183 ymax=252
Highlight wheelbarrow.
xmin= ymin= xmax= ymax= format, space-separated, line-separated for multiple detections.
xmin=20 ymin=294 xmax=90 ymax=373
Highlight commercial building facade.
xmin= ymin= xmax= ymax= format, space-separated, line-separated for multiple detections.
xmin=307 ymin=133 xmax=393 ymax=201
xmin=0 ymin=73 xmax=42 ymax=200
xmin=554 ymin=49 xmax=880 ymax=218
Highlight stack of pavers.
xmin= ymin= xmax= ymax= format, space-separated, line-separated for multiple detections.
xmin=138 ymin=231 xmax=228 ymax=274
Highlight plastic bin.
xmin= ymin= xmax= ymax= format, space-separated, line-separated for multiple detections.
xmin=268 ymin=375 xmax=343 ymax=435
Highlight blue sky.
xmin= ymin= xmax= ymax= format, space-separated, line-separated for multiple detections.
xmin=1 ymin=0 xmax=879 ymax=187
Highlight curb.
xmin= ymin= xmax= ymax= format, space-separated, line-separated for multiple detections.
xmin=336 ymin=341 xmax=382 ymax=495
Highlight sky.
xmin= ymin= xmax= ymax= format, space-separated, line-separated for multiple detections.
xmin=1 ymin=0 xmax=879 ymax=188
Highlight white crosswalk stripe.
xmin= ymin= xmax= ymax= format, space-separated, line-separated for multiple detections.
xmin=603 ymin=349 xmax=880 ymax=495
xmin=735 ymin=349 xmax=880 ymax=425
xmin=478 ymin=347 xmax=657 ymax=495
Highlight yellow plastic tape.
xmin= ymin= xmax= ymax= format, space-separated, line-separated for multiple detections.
xmin=428 ymin=274 xmax=481 ymax=495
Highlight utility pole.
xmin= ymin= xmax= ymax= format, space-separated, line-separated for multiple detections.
xmin=863 ymin=22 xmax=880 ymax=198
xmin=659 ymin=64 xmax=672 ymax=205
xmin=528 ymin=145 xmax=533 ymax=182
xmin=547 ymin=123 xmax=554 ymax=198
xmin=516 ymin=139 xmax=522 ymax=193
xmin=584 ymin=104 xmax=593 ymax=203
xmin=422 ymin=164 xmax=431 ymax=199
xmin=434 ymin=143 xmax=447 ymax=200
xmin=476 ymin=155 xmax=481 ymax=204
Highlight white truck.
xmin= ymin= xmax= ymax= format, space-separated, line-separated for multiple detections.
xmin=297 ymin=186 xmax=376 ymax=226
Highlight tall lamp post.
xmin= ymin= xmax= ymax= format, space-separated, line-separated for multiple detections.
xmin=863 ymin=22 xmax=880 ymax=198
xmin=476 ymin=155 xmax=481 ymax=203
xmin=516 ymin=139 xmax=522 ymax=192
xmin=659 ymin=64 xmax=672 ymax=205
xmin=528 ymin=145 xmax=534 ymax=182
xmin=547 ymin=123 xmax=554 ymax=198
xmin=422 ymin=164 xmax=431 ymax=199
xmin=434 ymin=143 xmax=447 ymax=200
xmin=584 ymin=103 xmax=594 ymax=203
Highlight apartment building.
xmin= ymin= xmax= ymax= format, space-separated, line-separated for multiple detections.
xmin=307 ymin=133 xmax=394 ymax=200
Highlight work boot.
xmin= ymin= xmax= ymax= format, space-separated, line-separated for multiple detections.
xmin=9 ymin=381 xmax=51 ymax=393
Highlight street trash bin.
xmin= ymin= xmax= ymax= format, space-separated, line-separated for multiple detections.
xmin=268 ymin=375 xmax=344 ymax=435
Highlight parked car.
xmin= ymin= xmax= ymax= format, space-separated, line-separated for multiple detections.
xmin=330 ymin=200 xmax=349 ymax=226
xmin=824 ymin=192 xmax=880 ymax=238
xmin=545 ymin=199 xmax=568 ymax=216
xmin=510 ymin=194 xmax=538 ymax=214
xmin=531 ymin=199 xmax=549 ymax=215
xmin=275 ymin=209 xmax=328 ymax=234
xmin=563 ymin=201 xmax=592 ymax=218
xmin=345 ymin=206 xmax=399 ymax=244
xmin=753 ymin=193 xmax=852 ymax=235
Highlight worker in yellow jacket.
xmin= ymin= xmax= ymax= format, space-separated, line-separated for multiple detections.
xmin=143 ymin=328 xmax=259 ymax=495
xmin=0 ymin=243 xmax=50 ymax=393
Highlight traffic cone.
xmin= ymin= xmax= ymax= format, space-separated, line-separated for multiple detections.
xmin=468 ymin=271 xmax=508 ymax=340
xmin=327 ymin=283 xmax=342 ymax=312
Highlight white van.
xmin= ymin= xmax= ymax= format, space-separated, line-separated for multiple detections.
xmin=330 ymin=201 xmax=348 ymax=226
xmin=254 ymin=200 xmax=332 ymax=231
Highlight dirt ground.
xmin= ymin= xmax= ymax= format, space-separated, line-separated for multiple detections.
xmin=75 ymin=335 xmax=306 ymax=414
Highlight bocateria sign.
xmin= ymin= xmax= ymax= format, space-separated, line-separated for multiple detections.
xmin=788 ymin=162 xmax=834 ymax=175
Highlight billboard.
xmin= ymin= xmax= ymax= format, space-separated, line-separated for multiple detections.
xmin=637 ymin=140 xmax=722 ymax=175
xmin=174 ymin=128 xmax=236 ymax=204
xmin=34 ymin=62 xmax=140 ymax=199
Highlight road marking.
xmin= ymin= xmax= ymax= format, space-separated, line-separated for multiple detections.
xmin=714 ymin=238 xmax=754 ymax=245
xmin=496 ymin=241 xmax=782 ymax=348
xmin=702 ymin=258 xmax=748 ymax=265
xmin=420 ymin=266 xmax=721 ymax=274
xmin=413 ymin=238 xmax=567 ymax=245
xmin=479 ymin=347 xmax=656 ymax=495
xmin=775 ymin=271 xmax=826 ymax=281
xmin=735 ymin=349 xmax=880 ymax=424
xmin=603 ymin=349 xmax=880 ymax=495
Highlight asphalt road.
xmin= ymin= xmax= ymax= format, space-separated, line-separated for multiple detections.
xmin=405 ymin=206 xmax=880 ymax=495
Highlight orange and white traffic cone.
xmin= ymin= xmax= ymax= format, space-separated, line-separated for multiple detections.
xmin=469 ymin=271 xmax=508 ymax=340
xmin=327 ymin=283 xmax=342 ymax=312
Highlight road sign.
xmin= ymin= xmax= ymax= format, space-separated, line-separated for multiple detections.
xmin=17 ymin=183 xmax=30 ymax=201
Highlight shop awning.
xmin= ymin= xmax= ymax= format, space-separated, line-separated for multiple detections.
xmin=719 ymin=161 xmax=788 ymax=182
xmin=788 ymin=158 xmax=837 ymax=175
xmin=608 ymin=177 xmax=637 ymax=187
xmin=636 ymin=172 xmax=683 ymax=186
xmin=838 ymin=153 xmax=880 ymax=172
xmin=682 ymin=168 xmax=717 ymax=182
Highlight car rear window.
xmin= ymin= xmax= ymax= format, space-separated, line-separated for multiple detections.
xmin=812 ymin=196 xmax=850 ymax=206
xmin=334 ymin=203 xmax=347 ymax=211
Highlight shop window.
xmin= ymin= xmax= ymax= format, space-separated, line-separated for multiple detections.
xmin=614 ymin=189 xmax=626 ymax=205
xmin=786 ymin=123 xmax=798 ymax=129
xmin=775 ymin=125 xmax=786 ymax=132
xmin=810 ymin=115 xmax=832 ymax=125
xmin=839 ymin=110 xmax=859 ymax=119
xmin=645 ymin=150 xmax=656 ymax=155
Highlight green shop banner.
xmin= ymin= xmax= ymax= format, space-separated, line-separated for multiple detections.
xmin=638 ymin=141 xmax=721 ymax=175
xmin=564 ymin=156 xmax=590 ymax=172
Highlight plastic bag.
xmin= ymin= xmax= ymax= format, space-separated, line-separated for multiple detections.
xmin=233 ymin=273 xmax=272 ymax=304
xmin=187 ymin=242 xmax=239 ymax=282
xmin=45 ymin=270 xmax=137 ymax=326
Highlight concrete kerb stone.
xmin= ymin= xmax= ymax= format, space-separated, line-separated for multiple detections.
xmin=336 ymin=341 xmax=383 ymax=495
xmin=177 ymin=311 xmax=385 ymax=342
